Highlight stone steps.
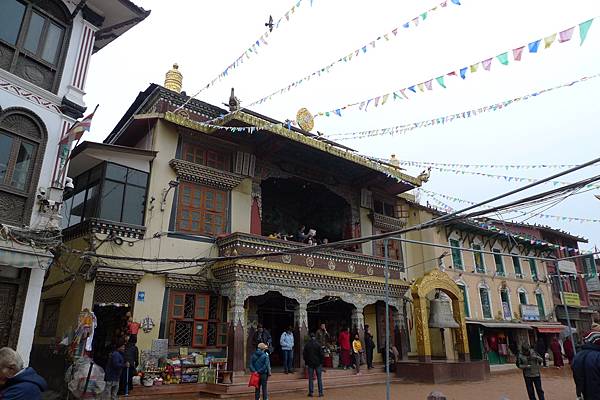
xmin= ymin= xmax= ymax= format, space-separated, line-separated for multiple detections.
xmin=122 ymin=367 xmax=398 ymax=399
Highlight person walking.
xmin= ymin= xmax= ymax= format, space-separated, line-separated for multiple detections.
xmin=535 ymin=337 xmax=548 ymax=367
xmin=0 ymin=347 xmax=47 ymax=400
xmin=303 ymin=333 xmax=324 ymax=397
xmin=352 ymin=334 xmax=363 ymax=375
xmin=364 ymin=325 xmax=375 ymax=370
xmin=550 ymin=337 xmax=564 ymax=368
xmin=517 ymin=343 xmax=545 ymax=400
xmin=280 ymin=326 xmax=295 ymax=374
xmin=105 ymin=342 xmax=127 ymax=400
xmin=573 ymin=331 xmax=600 ymax=400
xmin=563 ymin=337 xmax=575 ymax=365
xmin=338 ymin=327 xmax=351 ymax=369
xmin=250 ymin=343 xmax=271 ymax=400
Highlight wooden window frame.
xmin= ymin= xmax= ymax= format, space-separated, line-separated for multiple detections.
xmin=472 ymin=244 xmax=486 ymax=273
xmin=168 ymin=291 xmax=211 ymax=348
xmin=479 ymin=287 xmax=492 ymax=319
xmin=458 ymin=284 xmax=470 ymax=318
xmin=512 ymin=256 xmax=523 ymax=278
xmin=175 ymin=182 xmax=228 ymax=237
xmin=0 ymin=0 xmax=71 ymax=93
xmin=449 ymin=239 xmax=463 ymax=270
xmin=38 ymin=298 xmax=60 ymax=337
xmin=182 ymin=141 xmax=230 ymax=171
xmin=492 ymin=249 xmax=505 ymax=276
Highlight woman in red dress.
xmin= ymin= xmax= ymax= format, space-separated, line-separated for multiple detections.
xmin=338 ymin=327 xmax=351 ymax=369
xmin=550 ymin=337 xmax=564 ymax=368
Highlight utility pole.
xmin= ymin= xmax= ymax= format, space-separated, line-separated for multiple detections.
xmin=384 ymin=238 xmax=391 ymax=400
xmin=556 ymin=262 xmax=577 ymax=356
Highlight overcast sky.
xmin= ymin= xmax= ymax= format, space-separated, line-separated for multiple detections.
xmin=83 ymin=0 xmax=600 ymax=250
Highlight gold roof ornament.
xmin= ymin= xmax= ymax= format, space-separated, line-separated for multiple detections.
xmin=164 ymin=63 xmax=183 ymax=93
xmin=296 ymin=107 xmax=314 ymax=132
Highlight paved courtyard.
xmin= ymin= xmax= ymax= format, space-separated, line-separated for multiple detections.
xmin=239 ymin=368 xmax=576 ymax=400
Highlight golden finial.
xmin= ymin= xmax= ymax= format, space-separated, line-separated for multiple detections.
xmin=164 ymin=63 xmax=183 ymax=93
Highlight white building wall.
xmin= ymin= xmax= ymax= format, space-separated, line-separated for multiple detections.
xmin=0 ymin=0 xmax=97 ymax=365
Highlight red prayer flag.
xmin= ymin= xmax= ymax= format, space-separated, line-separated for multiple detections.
xmin=512 ymin=46 xmax=524 ymax=61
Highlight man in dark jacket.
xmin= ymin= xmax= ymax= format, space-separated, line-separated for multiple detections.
xmin=364 ymin=324 xmax=375 ymax=369
xmin=0 ymin=347 xmax=47 ymax=400
xmin=573 ymin=331 xmax=600 ymax=400
xmin=253 ymin=324 xmax=273 ymax=354
xmin=119 ymin=336 xmax=139 ymax=394
xmin=104 ymin=342 xmax=127 ymax=400
xmin=517 ymin=343 xmax=545 ymax=400
xmin=303 ymin=333 xmax=324 ymax=397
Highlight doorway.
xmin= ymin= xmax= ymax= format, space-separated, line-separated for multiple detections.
xmin=307 ymin=297 xmax=354 ymax=341
xmin=250 ymin=292 xmax=297 ymax=367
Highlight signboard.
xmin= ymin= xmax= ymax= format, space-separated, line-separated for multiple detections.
xmin=502 ymin=302 xmax=512 ymax=320
xmin=562 ymin=292 xmax=581 ymax=307
xmin=586 ymin=276 xmax=600 ymax=292
xmin=558 ymin=260 xmax=577 ymax=274
xmin=521 ymin=304 xmax=541 ymax=321
xmin=137 ymin=291 xmax=145 ymax=302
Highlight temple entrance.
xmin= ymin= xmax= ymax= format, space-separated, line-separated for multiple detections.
xmin=307 ymin=297 xmax=354 ymax=340
xmin=248 ymin=292 xmax=297 ymax=367
xmin=260 ymin=177 xmax=351 ymax=242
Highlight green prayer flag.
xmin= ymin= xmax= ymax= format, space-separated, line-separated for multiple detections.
xmin=435 ymin=76 xmax=446 ymax=88
xmin=421 ymin=12 xmax=428 ymax=20
xmin=496 ymin=52 xmax=509 ymax=65
xmin=579 ymin=19 xmax=594 ymax=45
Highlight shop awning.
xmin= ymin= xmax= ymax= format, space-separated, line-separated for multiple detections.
xmin=529 ymin=324 xmax=566 ymax=334
xmin=466 ymin=321 xmax=532 ymax=329
xmin=0 ymin=247 xmax=53 ymax=269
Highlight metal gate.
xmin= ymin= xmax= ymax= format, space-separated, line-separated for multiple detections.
xmin=0 ymin=283 xmax=18 ymax=348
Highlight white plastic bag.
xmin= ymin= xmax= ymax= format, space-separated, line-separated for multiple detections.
xmin=65 ymin=357 xmax=106 ymax=399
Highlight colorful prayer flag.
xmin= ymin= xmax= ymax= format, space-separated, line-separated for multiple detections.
xmin=544 ymin=33 xmax=556 ymax=48
xmin=436 ymin=76 xmax=446 ymax=88
xmin=559 ymin=27 xmax=575 ymax=42
xmin=528 ymin=40 xmax=540 ymax=53
xmin=512 ymin=46 xmax=524 ymax=61
xmin=482 ymin=58 xmax=492 ymax=71
xmin=579 ymin=19 xmax=594 ymax=45
xmin=470 ymin=63 xmax=479 ymax=72
xmin=459 ymin=67 xmax=467 ymax=79
xmin=497 ymin=52 xmax=509 ymax=65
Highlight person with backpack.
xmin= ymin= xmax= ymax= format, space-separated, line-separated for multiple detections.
xmin=572 ymin=331 xmax=600 ymax=400
xmin=517 ymin=343 xmax=545 ymax=400
xmin=104 ymin=342 xmax=127 ymax=400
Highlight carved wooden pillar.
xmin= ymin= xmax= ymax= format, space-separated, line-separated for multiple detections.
xmin=393 ymin=307 xmax=409 ymax=360
xmin=227 ymin=301 xmax=246 ymax=373
xmin=294 ymin=302 xmax=308 ymax=368
xmin=351 ymin=306 xmax=365 ymax=344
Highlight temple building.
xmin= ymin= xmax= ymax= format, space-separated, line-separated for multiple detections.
xmin=401 ymin=198 xmax=562 ymax=370
xmin=33 ymin=65 xmax=426 ymax=390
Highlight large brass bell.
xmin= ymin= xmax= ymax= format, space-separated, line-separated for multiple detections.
xmin=428 ymin=296 xmax=459 ymax=329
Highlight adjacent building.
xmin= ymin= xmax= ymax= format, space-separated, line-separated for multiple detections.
xmin=0 ymin=0 xmax=149 ymax=365
xmin=402 ymin=199 xmax=559 ymax=365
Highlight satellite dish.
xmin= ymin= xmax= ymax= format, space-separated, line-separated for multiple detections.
xmin=296 ymin=107 xmax=314 ymax=132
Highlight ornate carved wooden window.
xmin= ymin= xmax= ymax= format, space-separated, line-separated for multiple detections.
xmin=0 ymin=108 xmax=46 ymax=226
xmin=175 ymin=182 xmax=228 ymax=237
xmin=373 ymin=228 xmax=402 ymax=261
xmin=182 ymin=141 xmax=230 ymax=171
xmin=167 ymin=291 xmax=227 ymax=348
xmin=0 ymin=0 xmax=71 ymax=93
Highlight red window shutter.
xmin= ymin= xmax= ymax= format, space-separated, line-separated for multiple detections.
xmin=195 ymin=294 xmax=209 ymax=320
xmin=193 ymin=321 xmax=207 ymax=347
xmin=170 ymin=292 xmax=185 ymax=319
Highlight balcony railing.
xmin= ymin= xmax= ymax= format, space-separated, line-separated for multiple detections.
xmin=216 ymin=232 xmax=404 ymax=278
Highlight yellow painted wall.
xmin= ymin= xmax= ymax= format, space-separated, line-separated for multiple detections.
xmin=132 ymin=274 xmax=166 ymax=351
